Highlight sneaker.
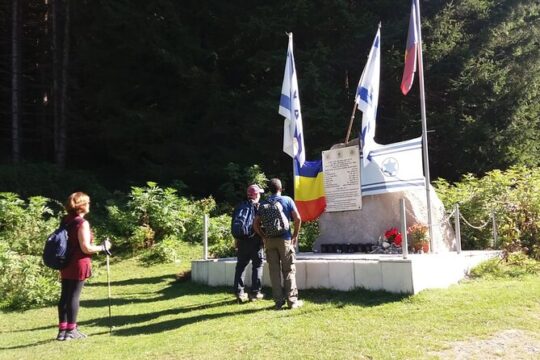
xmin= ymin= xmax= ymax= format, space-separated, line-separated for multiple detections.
xmin=250 ymin=292 xmax=264 ymax=301
xmin=275 ymin=299 xmax=286 ymax=310
xmin=56 ymin=330 xmax=66 ymax=341
xmin=236 ymin=293 xmax=248 ymax=303
xmin=289 ymin=300 xmax=304 ymax=309
xmin=64 ymin=328 xmax=87 ymax=340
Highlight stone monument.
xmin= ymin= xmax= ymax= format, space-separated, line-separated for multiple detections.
xmin=313 ymin=139 xmax=456 ymax=252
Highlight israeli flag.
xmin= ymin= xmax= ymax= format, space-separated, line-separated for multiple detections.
xmin=361 ymin=137 xmax=425 ymax=196
xmin=355 ymin=27 xmax=381 ymax=167
xmin=279 ymin=33 xmax=305 ymax=167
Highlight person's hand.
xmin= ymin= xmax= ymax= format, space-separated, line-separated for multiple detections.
xmin=291 ymin=235 xmax=298 ymax=247
xmin=102 ymin=238 xmax=112 ymax=255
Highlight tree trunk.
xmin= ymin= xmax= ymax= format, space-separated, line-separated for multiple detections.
xmin=11 ymin=0 xmax=21 ymax=164
xmin=51 ymin=0 xmax=62 ymax=166
xmin=57 ymin=0 xmax=70 ymax=168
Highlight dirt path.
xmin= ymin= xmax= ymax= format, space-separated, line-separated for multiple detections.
xmin=429 ymin=329 xmax=540 ymax=359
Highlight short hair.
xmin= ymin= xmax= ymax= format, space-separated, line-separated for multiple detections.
xmin=65 ymin=192 xmax=90 ymax=215
xmin=268 ymin=178 xmax=283 ymax=194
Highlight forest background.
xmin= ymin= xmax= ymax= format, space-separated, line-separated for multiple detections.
xmin=1 ymin=0 xmax=539 ymax=203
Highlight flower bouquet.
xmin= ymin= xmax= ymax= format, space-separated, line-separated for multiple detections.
xmin=384 ymin=227 xmax=403 ymax=247
xmin=407 ymin=223 xmax=429 ymax=253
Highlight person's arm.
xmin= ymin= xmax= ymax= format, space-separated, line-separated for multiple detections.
xmin=291 ymin=208 xmax=302 ymax=246
xmin=253 ymin=215 xmax=265 ymax=246
xmin=78 ymin=221 xmax=111 ymax=255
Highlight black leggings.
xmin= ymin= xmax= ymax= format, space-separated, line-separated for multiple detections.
xmin=58 ymin=279 xmax=85 ymax=325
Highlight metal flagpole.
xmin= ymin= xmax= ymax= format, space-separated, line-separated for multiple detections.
xmin=344 ymin=103 xmax=358 ymax=144
xmin=415 ymin=0 xmax=434 ymax=252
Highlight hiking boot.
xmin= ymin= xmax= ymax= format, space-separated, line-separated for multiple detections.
xmin=64 ymin=328 xmax=87 ymax=340
xmin=250 ymin=292 xmax=264 ymax=301
xmin=236 ymin=293 xmax=249 ymax=303
xmin=275 ymin=299 xmax=286 ymax=310
xmin=289 ymin=300 xmax=304 ymax=309
xmin=56 ymin=330 xmax=66 ymax=341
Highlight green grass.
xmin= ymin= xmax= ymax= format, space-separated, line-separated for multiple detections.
xmin=1 ymin=247 xmax=540 ymax=360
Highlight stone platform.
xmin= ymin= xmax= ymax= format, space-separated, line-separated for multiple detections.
xmin=191 ymin=251 xmax=500 ymax=294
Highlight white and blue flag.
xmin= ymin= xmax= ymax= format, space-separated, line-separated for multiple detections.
xmin=355 ymin=27 xmax=381 ymax=167
xmin=361 ymin=137 xmax=425 ymax=196
xmin=279 ymin=33 xmax=305 ymax=167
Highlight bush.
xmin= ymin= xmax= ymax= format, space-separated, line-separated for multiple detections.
xmin=435 ymin=166 xmax=540 ymax=258
xmin=300 ymin=220 xmax=319 ymax=252
xmin=469 ymin=252 xmax=540 ymax=279
xmin=0 ymin=193 xmax=59 ymax=256
xmin=139 ymin=236 xmax=179 ymax=265
xmin=106 ymin=183 xmax=235 ymax=259
xmin=0 ymin=243 xmax=59 ymax=310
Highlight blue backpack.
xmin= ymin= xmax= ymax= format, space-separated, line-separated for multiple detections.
xmin=231 ymin=201 xmax=256 ymax=239
xmin=42 ymin=219 xmax=79 ymax=270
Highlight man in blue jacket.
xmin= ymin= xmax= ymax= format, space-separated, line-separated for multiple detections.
xmin=232 ymin=184 xmax=265 ymax=302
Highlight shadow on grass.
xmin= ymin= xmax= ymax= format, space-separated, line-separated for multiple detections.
xmin=81 ymin=281 xmax=228 ymax=307
xmin=87 ymin=274 xmax=175 ymax=287
xmin=0 ymin=330 xmax=110 ymax=350
xmin=111 ymin=307 xmax=266 ymax=336
xmin=79 ymin=297 xmax=238 ymax=329
xmin=299 ymin=287 xmax=410 ymax=307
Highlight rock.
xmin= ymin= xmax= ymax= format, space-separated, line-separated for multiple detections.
xmin=313 ymin=186 xmax=457 ymax=253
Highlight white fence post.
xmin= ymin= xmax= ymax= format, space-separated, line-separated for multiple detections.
xmin=400 ymin=199 xmax=408 ymax=259
xmin=454 ymin=204 xmax=462 ymax=254
xmin=203 ymin=214 xmax=209 ymax=260
xmin=491 ymin=211 xmax=498 ymax=248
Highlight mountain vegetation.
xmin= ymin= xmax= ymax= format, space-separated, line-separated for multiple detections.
xmin=1 ymin=0 xmax=539 ymax=199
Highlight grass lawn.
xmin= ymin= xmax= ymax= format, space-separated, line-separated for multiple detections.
xmin=1 ymin=246 xmax=539 ymax=360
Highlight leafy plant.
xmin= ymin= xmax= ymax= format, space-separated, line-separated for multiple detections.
xmin=470 ymin=252 xmax=540 ymax=279
xmin=299 ymin=220 xmax=319 ymax=252
xmin=139 ymin=236 xmax=178 ymax=265
xmin=435 ymin=166 xmax=540 ymax=259
xmin=407 ymin=224 xmax=429 ymax=252
xmin=0 ymin=243 xmax=59 ymax=310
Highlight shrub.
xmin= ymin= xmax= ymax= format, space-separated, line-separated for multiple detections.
xmin=300 ymin=220 xmax=319 ymax=252
xmin=0 ymin=193 xmax=60 ymax=256
xmin=0 ymin=243 xmax=59 ymax=310
xmin=106 ymin=183 xmax=234 ymax=258
xmin=435 ymin=166 xmax=540 ymax=258
xmin=139 ymin=236 xmax=178 ymax=265
xmin=469 ymin=252 xmax=540 ymax=279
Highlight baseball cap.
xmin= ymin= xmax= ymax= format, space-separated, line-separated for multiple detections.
xmin=247 ymin=184 xmax=264 ymax=199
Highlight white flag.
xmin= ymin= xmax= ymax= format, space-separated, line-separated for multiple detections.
xmin=361 ymin=137 xmax=425 ymax=196
xmin=279 ymin=33 xmax=305 ymax=167
xmin=355 ymin=28 xmax=381 ymax=167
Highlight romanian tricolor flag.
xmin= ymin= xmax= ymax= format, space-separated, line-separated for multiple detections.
xmin=401 ymin=0 xmax=419 ymax=95
xmin=293 ymin=159 xmax=326 ymax=221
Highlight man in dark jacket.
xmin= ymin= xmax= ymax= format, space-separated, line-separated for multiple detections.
xmin=232 ymin=184 xmax=265 ymax=302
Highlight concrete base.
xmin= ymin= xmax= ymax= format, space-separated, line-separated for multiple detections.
xmin=191 ymin=251 xmax=500 ymax=294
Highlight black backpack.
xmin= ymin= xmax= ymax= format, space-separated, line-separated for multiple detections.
xmin=42 ymin=219 xmax=79 ymax=270
xmin=258 ymin=198 xmax=290 ymax=237
xmin=231 ymin=201 xmax=256 ymax=239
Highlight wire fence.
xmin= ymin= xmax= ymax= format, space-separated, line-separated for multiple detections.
xmin=401 ymin=202 xmax=498 ymax=256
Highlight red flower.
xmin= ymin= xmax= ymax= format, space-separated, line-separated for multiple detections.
xmin=384 ymin=227 xmax=402 ymax=247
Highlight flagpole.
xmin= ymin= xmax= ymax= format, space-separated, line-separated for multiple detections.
xmin=344 ymin=103 xmax=357 ymax=143
xmin=415 ymin=0 xmax=434 ymax=252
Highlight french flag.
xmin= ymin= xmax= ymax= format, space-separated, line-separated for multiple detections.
xmin=401 ymin=0 xmax=419 ymax=95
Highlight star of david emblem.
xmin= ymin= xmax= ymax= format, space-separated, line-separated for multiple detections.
xmin=381 ymin=157 xmax=399 ymax=177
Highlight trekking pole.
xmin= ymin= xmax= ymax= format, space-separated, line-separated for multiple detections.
xmin=105 ymin=238 xmax=113 ymax=334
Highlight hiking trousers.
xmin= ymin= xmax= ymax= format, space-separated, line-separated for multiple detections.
xmin=265 ymin=237 xmax=298 ymax=306
xmin=233 ymin=239 xmax=264 ymax=295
